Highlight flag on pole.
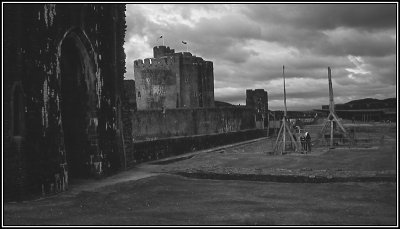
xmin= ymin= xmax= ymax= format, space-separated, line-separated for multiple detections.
xmin=182 ymin=41 xmax=188 ymax=52
xmin=157 ymin=35 xmax=164 ymax=46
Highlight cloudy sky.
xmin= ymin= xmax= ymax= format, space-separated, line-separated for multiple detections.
xmin=123 ymin=3 xmax=397 ymax=111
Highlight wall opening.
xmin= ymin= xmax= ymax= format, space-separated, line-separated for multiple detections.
xmin=60 ymin=35 xmax=92 ymax=179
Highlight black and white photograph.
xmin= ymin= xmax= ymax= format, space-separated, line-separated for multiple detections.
xmin=2 ymin=2 xmax=398 ymax=226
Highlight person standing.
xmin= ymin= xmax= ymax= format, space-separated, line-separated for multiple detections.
xmin=300 ymin=134 xmax=306 ymax=153
xmin=305 ymin=132 xmax=312 ymax=154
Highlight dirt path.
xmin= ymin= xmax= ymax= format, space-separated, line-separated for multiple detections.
xmin=30 ymin=137 xmax=271 ymax=201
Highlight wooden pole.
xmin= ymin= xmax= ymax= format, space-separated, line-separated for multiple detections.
xmin=274 ymin=112 xmax=277 ymax=136
xmin=283 ymin=66 xmax=287 ymax=117
xmin=282 ymin=65 xmax=286 ymax=153
xmin=320 ymin=66 xmax=350 ymax=148
xmin=267 ymin=110 xmax=270 ymax=137
xmin=330 ymin=120 xmax=334 ymax=148
xmin=273 ymin=65 xmax=300 ymax=154
xmin=273 ymin=121 xmax=284 ymax=152
xmin=328 ymin=67 xmax=334 ymax=114
xmin=282 ymin=117 xmax=286 ymax=154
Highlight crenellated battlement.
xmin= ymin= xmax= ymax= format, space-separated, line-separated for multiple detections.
xmin=136 ymin=46 xmax=213 ymax=68
xmin=134 ymin=52 xmax=210 ymax=69
xmin=153 ymin=45 xmax=175 ymax=58
xmin=134 ymin=56 xmax=178 ymax=69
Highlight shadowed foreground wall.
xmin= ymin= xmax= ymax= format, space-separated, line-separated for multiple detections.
xmin=3 ymin=3 xmax=126 ymax=201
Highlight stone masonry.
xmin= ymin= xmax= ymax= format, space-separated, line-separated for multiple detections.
xmin=3 ymin=3 xmax=126 ymax=200
xmin=134 ymin=46 xmax=215 ymax=110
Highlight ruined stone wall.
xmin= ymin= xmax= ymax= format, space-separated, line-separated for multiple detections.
xmin=3 ymin=3 xmax=126 ymax=200
xmin=130 ymin=107 xmax=255 ymax=141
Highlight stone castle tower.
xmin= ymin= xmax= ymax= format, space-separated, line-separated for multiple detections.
xmin=134 ymin=46 xmax=215 ymax=110
xmin=246 ymin=89 xmax=269 ymax=128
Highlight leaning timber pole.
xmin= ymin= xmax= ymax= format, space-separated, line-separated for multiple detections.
xmin=282 ymin=65 xmax=286 ymax=153
xmin=320 ymin=67 xmax=349 ymax=149
xmin=328 ymin=67 xmax=334 ymax=148
xmin=273 ymin=66 xmax=299 ymax=154
xmin=328 ymin=67 xmax=334 ymax=114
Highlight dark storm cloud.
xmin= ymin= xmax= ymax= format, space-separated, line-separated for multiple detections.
xmin=242 ymin=4 xmax=396 ymax=31
xmin=364 ymin=55 xmax=397 ymax=84
xmin=315 ymin=28 xmax=396 ymax=57
xmin=166 ymin=14 xmax=262 ymax=63
xmin=125 ymin=4 xmax=262 ymax=64
xmin=241 ymin=4 xmax=396 ymax=57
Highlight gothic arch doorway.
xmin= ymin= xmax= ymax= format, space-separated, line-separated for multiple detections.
xmin=59 ymin=30 xmax=98 ymax=179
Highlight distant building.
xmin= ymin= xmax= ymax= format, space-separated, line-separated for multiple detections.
xmin=246 ymin=89 xmax=268 ymax=128
xmin=133 ymin=46 xmax=214 ymax=110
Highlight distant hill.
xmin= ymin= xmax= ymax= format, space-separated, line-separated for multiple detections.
xmin=214 ymin=100 xmax=235 ymax=107
xmin=345 ymin=97 xmax=396 ymax=105
xmin=345 ymin=98 xmax=380 ymax=105
xmin=344 ymin=97 xmax=396 ymax=108
xmin=321 ymin=97 xmax=396 ymax=110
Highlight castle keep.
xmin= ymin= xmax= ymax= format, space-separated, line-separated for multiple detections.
xmin=134 ymin=46 xmax=214 ymax=110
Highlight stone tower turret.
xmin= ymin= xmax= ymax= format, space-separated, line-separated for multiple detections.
xmin=153 ymin=45 xmax=175 ymax=58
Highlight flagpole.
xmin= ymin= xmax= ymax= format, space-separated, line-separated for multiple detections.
xmin=162 ymin=36 xmax=164 ymax=46
xmin=283 ymin=65 xmax=287 ymax=117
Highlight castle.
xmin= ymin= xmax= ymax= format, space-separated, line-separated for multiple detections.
xmin=4 ymin=4 xmax=269 ymax=201
xmin=134 ymin=46 xmax=215 ymax=110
